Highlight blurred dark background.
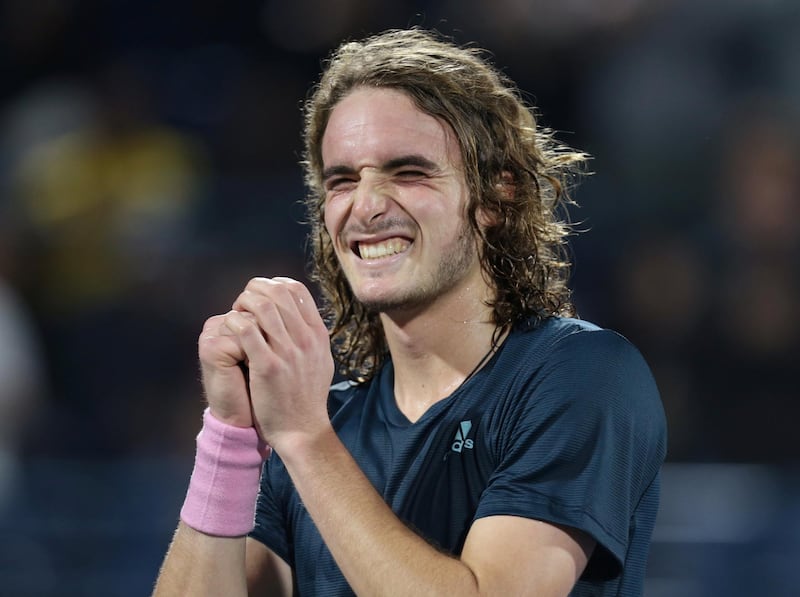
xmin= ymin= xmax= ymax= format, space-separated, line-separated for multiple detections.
xmin=0 ymin=0 xmax=797 ymax=595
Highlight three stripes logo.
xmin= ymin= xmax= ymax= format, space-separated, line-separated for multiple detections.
xmin=450 ymin=420 xmax=474 ymax=453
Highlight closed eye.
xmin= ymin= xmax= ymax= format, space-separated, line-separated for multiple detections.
xmin=325 ymin=177 xmax=357 ymax=191
xmin=395 ymin=170 xmax=427 ymax=179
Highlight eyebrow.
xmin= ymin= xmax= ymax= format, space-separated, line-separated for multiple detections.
xmin=321 ymin=154 xmax=440 ymax=182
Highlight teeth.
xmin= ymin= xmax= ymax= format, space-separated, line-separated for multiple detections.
xmin=358 ymin=238 xmax=410 ymax=260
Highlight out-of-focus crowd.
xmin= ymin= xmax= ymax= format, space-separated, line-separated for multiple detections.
xmin=0 ymin=0 xmax=798 ymax=496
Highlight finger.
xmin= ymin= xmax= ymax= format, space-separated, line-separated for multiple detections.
xmin=199 ymin=314 xmax=249 ymax=367
xmin=233 ymin=283 xmax=297 ymax=350
xmin=222 ymin=309 xmax=274 ymax=366
xmin=199 ymin=332 xmax=247 ymax=367
xmin=216 ymin=310 xmax=258 ymax=337
xmin=235 ymin=277 xmax=321 ymax=341
xmin=270 ymin=277 xmax=328 ymax=333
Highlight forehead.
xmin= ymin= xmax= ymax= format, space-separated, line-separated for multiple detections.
xmin=321 ymin=87 xmax=461 ymax=169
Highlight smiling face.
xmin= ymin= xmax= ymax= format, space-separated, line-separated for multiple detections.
xmin=321 ymin=87 xmax=485 ymax=315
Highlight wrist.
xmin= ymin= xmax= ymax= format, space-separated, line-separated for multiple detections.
xmin=271 ymin=423 xmax=338 ymax=468
xmin=180 ymin=408 xmax=270 ymax=537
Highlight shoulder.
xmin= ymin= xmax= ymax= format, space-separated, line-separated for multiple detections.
xmin=497 ymin=316 xmax=668 ymax=480
xmin=512 ymin=317 xmax=655 ymax=383
xmin=504 ymin=316 xmax=666 ymax=432
xmin=513 ymin=316 xmax=620 ymax=352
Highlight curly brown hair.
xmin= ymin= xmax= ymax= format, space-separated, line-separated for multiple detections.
xmin=302 ymin=28 xmax=588 ymax=382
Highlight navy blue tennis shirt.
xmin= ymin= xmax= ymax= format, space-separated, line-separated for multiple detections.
xmin=251 ymin=316 xmax=667 ymax=596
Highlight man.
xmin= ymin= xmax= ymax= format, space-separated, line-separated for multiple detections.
xmin=154 ymin=28 xmax=667 ymax=596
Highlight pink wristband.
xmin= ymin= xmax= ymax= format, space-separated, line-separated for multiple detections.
xmin=180 ymin=408 xmax=269 ymax=537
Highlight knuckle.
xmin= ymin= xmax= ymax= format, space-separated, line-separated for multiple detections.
xmin=198 ymin=335 xmax=226 ymax=363
xmin=294 ymin=330 xmax=315 ymax=351
xmin=251 ymin=356 xmax=283 ymax=378
xmin=239 ymin=320 xmax=261 ymax=339
xmin=202 ymin=314 xmax=223 ymax=331
xmin=242 ymin=277 xmax=266 ymax=296
xmin=254 ymin=299 xmax=277 ymax=315
xmin=221 ymin=310 xmax=238 ymax=328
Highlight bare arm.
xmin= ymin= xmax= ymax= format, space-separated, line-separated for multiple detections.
xmin=153 ymin=523 xmax=248 ymax=596
xmin=279 ymin=427 xmax=594 ymax=597
xmin=152 ymin=523 xmax=292 ymax=597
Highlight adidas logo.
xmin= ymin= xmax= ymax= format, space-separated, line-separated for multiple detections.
xmin=451 ymin=420 xmax=474 ymax=453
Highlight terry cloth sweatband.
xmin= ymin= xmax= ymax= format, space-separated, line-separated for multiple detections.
xmin=180 ymin=408 xmax=268 ymax=537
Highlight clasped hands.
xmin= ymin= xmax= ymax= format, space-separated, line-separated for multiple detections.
xmin=198 ymin=277 xmax=335 ymax=454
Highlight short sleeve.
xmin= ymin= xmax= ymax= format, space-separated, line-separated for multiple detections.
xmin=249 ymin=455 xmax=293 ymax=566
xmin=474 ymin=328 xmax=667 ymax=579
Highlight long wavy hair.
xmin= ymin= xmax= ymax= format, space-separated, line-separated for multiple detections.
xmin=302 ymin=28 xmax=587 ymax=382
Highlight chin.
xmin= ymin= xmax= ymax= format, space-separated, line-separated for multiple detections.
xmin=356 ymin=290 xmax=429 ymax=316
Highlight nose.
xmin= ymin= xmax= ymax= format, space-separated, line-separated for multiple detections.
xmin=350 ymin=172 xmax=390 ymax=225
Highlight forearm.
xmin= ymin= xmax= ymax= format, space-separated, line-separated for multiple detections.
xmin=153 ymin=408 xmax=269 ymax=596
xmin=278 ymin=430 xmax=481 ymax=597
xmin=152 ymin=522 xmax=248 ymax=597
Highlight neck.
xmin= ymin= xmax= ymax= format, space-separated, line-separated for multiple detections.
xmin=380 ymin=288 xmax=505 ymax=422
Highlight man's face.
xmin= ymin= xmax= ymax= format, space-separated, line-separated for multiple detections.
xmin=321 ymin=87 xmax=482 ymax=315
